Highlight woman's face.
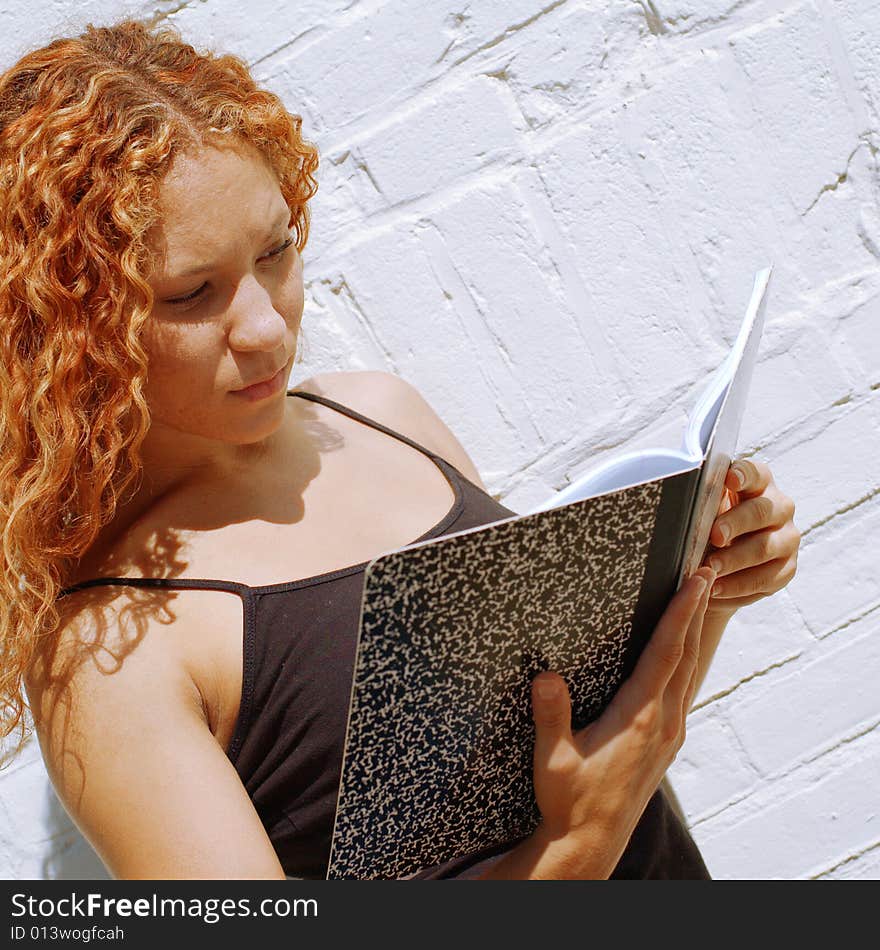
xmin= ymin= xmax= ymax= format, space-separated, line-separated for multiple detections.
xmin=141 ymin=140 xmax=303 ymax=469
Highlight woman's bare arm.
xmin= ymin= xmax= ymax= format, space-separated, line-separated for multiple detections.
xmin=25 ymin=593 xmax=287 ymax=880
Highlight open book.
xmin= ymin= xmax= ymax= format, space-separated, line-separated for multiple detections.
xmin=328 ymin=266 xmax=773 ymax=880
xmin=531 ymin=264 xmax=772 ymax=586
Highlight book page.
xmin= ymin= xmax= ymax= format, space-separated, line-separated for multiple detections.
xmin=677 ymin=265 xmax=774 ymax=584
xmin=530 ymin=449 xmax=696 ymax=513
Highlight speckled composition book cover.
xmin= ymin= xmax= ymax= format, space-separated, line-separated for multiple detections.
xmin=327 ymin=471 xmax=699 ymax=880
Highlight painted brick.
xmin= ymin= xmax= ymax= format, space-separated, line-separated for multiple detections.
xmin=773 ymin=134 xmax=880 ymax=298
xmin=354 ymin=76 xmax=524 ymax=206
xmin=768 ymin=398 xmax=880 ymax=531
xmin=304 ymin=150 xmax=389 ymax=265
xmin=0 ymin=736 xmax=109 ymax=880
xmin=258 ymin=0 xmax=452 ymax=135
xmin=167 ymin=0 xmax=353 ymax=68
xmin=693 ymin=729 xmax=880 ymax=879
xmin=613 ymin=50 xmax=787 ymax=345
xmin=296 ymin=282 xmax=384 ymax=374
xmin=694 ymin=588 xmax=813 ymax=703
xmin=649 ymin=2 xmax=764 ymax=35
xmin=304 ymin=276 xmax=396 ymax=371
xmin=828 ymin=0 xmax=880 ymax=126
xmin=0 ymin=0 xmax=152 ymax=65
xmin=787 ymin=503 xmax=880 ymax=637
xmin=536 ymin=108 xmax=710 ymax=400
xmin=829 ymin=291 xmax=880 ymax=390
xmin=436 ymin=0 xmax=571 ymax=65
xmin=493 ymin=2 xmax=649 ymax=129
xmin=818 ymin=842 xmax=880 ymax=880
xmin=738 ymin=327 xmax=854 ymax=450
xmin=426 ymin=179 xmax=629 ymax=448
xmin=728 ymin=5 xmax=861 ymax=217
xmin=726 ymin=614 xmax=880 ymax=775
xmin=666 ymin=708 xmax=759 ymax=823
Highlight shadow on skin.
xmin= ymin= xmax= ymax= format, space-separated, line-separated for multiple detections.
xmin=21 ymin=394 xmax=348 ymax=880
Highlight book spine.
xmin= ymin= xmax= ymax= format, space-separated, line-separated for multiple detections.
xmin=669 ymin=466 xmax=704 ymax=589
xmin=616 ymin=467 xmax=702 ymax=692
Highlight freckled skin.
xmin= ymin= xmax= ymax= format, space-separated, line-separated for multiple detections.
xmin=139 ymin=140 xmax=304 ymax=489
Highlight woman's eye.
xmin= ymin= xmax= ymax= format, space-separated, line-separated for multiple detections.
xmin=168 ymin=284 xmax=206 ymax=306
xmin=266 ymin=237 xmax=294 ymax=261
xmin=166 ymin=238 xmax=294 ymax=307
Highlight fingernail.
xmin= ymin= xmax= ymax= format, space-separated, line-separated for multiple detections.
xmin=718 ymin=524 xmax=730 ymax=545
xmin=708 ymin=557 xmax=722 ymax=574
xmin=536 ymin=679 xmax=559 ymax=701
xmin=732 ymin=466 xmax=745 ymax=490
xmin=713 ymin=581 xmax=724 ymax=597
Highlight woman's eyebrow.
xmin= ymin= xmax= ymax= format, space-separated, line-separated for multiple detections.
xmin=166 ymin=207 xmax=291 ymax=280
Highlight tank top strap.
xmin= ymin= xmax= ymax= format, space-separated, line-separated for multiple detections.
xmin=56 ymin=388 xmax=463 ymax=601
xmin=287 ymin=389 xmax=444 ymax=463
xmin=57 ymin=575 xmax=254 ymax=600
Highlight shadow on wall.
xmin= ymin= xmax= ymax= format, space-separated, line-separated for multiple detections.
xmin=1 ymin=733 xmax=110 ymax=880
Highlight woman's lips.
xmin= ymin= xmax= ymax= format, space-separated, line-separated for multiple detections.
xmin=231 ymin=364 xmax=287 ymax=401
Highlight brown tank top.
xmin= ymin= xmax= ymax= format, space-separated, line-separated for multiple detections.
xmin=57 ymin=390 xmax=709 ymax=880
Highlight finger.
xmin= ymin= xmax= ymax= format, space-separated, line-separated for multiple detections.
xmin=682 ymin=646 xmax=702 ymax=720
xmin=666 ymin=568 xmax=713 ymax=713
xmin=723 ymin=465 xmax=743 ymax=501
xmin=715 ymin=486 xmax=737 ymax=517
xmin=723 ymin=466 xmax=743 ymax=499
xmin=705 ymin=522 xmax=800 ymax=577
xmin=531 ymin=672 xmax=575 ymax=772
xmin=709 ymin=555 xmax=796 ymax=601
xmin=679 ymin=607 xmax=707 ymax=724
xmin=711 ymin=490 xmax=788 ymax=548
xmin=635 ymin=569 xmax=714 ymax=697
xmin=727 ymin=458 xmax=772 ymax=498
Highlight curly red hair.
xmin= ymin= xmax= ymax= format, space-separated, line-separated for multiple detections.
xmin=0 ymin=18 xmax=319 ymax=765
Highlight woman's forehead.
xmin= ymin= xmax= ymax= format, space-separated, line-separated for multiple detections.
xmin=159 ymin=142 xmax=281 ymax=218
xmin=148 ymin=143 xmax=288 ymax=266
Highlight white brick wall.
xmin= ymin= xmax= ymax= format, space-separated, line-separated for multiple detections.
xmin=1 ymin=0 xmax=877 ymax=880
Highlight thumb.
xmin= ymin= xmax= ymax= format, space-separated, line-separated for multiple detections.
xmin=531 ymin=672 xmax=574 ymax=762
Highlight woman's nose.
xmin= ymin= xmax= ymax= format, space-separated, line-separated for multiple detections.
xmin=227 ymin=277 xmax=288 ymax=349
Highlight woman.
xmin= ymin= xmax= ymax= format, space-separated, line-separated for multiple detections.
xmin=0 ymin=19 xmax=800 ymax=880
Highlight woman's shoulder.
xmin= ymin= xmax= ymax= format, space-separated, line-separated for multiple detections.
xmin=27 ymin=575 xmax=208 ymax=763
xmin=292 ymin=369 xmax=417 ymax=420
xmin=297 ymin=370 xmax=486 ymax=490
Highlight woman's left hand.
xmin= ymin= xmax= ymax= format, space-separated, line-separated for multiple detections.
xmin=703 ymin=458 xmax=801 ymax=615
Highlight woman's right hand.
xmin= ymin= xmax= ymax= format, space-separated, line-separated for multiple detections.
xmin=532 ymin=568 xmax=715 ymax=877
xmin=522 ymin=565 xmax=717 ymax=879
